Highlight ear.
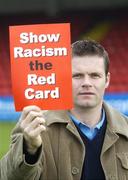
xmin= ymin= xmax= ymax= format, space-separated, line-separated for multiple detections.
xmin=105 ymin=72 xmax=110 ymax=89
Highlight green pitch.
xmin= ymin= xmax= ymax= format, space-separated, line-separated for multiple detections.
xmin=0 ymin=122 xmax=16 ymax=159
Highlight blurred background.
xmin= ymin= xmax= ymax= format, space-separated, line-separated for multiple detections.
xmin=0 ymin=0 xmax=128 ymax=158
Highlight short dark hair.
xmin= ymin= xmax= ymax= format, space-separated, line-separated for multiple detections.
xmin=71 ymin=39 xmax=109 ymax=75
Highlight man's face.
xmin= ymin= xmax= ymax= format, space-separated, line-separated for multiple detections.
xmin=72 ymin=55 xmax=110 ymax=109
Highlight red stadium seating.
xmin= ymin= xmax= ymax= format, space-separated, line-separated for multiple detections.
xmin=0 ymin=25 xmax=12 ymax=96
xmin=101 ymin=18 xmax=128 ymax=93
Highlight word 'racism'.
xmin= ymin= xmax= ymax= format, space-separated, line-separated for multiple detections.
xmin=14 ymin=32 xmax=68 ymax=58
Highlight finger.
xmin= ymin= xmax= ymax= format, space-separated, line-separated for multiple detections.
xmin=20 ymin=112 xmax=44 ymax=131
xmin=26 ymin=117 xmax=46 ymax=131
xmin=24 ymin=111 xmax=43 ymax=123
xmin=29 ymin=125 xmax=46 ymax=138
xmin=20 ymin=105 xmax=41 ymax=121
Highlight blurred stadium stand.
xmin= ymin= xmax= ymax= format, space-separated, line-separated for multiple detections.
xmin=0 ymin=1 xmax=128 ymax=120
xmin=102 ymin=18 xmax=128 ymax=92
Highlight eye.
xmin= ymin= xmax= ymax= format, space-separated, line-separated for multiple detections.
xmin=72 ymin=73 xmax=83 ymax=79
xmin=90 ymin=73 xmax=101 ymax=79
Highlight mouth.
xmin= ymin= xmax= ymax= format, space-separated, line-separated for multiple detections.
xmin=79 ymin=92 xmax=95 ymax=95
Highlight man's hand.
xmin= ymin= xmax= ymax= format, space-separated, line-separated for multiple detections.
xmin=20 ymin=106 xmax=46 ymax=154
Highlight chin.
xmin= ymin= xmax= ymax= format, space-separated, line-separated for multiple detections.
xmin=77 ymin=102 xmax=96 ymax=108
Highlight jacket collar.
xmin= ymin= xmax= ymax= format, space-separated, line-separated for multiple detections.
xmin=103 ymin=102 xmax=128 ymax=139
xmin=44 ymin=110 xmax=71 ymax=126
xmin=44 ymin=109 xmax=84 ymax=144
xmin=44 ymin=102 xmax=128 ymax=139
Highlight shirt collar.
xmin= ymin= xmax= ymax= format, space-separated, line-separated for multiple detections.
xmin=69 ymin=108 xmax=105 ymax=130
xmin=95 ymin=108 xmax=105 ymax=129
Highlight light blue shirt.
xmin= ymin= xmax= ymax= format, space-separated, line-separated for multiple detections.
xmin=69 ymin=109 xmax=105 ymax=140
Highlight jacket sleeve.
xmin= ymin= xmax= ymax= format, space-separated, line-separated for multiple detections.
xmin=0 ymin=123 xmax=44 ymax=180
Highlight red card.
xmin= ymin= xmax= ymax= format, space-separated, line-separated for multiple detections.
xmin=9 ymin=23 xmax=73 ymax=111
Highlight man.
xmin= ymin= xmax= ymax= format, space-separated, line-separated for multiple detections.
xmin=1 ymin=39 xmax=128 ymax=180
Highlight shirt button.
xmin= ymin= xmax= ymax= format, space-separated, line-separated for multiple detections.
xmin=72 ymin=167 xmax=79 ymax=175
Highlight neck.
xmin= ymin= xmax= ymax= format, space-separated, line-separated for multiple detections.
xmin=70 ymin=104 xmax=103 ymax=128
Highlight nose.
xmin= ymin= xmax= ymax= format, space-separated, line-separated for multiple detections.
xmin=81 ymin=76 xmax=92 ymax=87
